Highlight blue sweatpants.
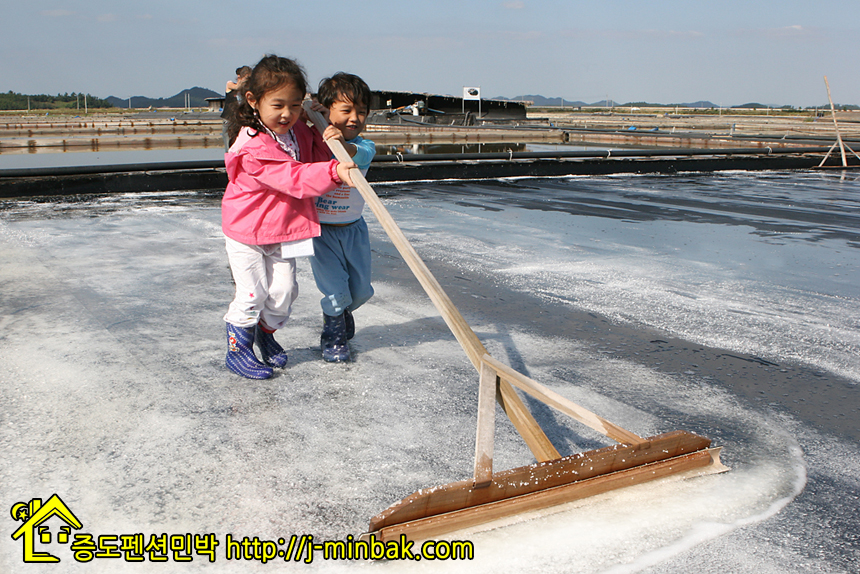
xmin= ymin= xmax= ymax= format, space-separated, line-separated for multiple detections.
xmin=310 ymin=218 xmax=374 ymax=317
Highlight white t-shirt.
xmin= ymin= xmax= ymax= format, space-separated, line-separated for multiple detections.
xmin=315 ymin=168 xmax=369 ymax=224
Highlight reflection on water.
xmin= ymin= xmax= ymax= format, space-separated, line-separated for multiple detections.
xmin=377 ymin=141 xmax=620 ymax=156
xmin=0 ymin=141 xmax=621 ymax=172
xmin=377 ymin=142 xmax=529 ymax=155
xmin=0 ymin=148 xmax=226 ymax=170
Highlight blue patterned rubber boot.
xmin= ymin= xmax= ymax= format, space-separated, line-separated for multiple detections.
xmin=321 ymin=313 xmax=350 ymax=362
xmin=226 ymin=323 xmax=273 ymax=379
xmin=255 ymin=326 xmax=288 ymax=368
xmin=344 ymin=308 xmax=355 ymax=340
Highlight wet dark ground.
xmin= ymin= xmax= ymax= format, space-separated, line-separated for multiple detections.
xmin=373 ymin=171 xmax=859 ymax=440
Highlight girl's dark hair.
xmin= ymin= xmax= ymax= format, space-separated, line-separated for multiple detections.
xmin=227 ymin=55 xmax=308 ymax=145
xmin=317 ymin=72 xmax=371 ymax=110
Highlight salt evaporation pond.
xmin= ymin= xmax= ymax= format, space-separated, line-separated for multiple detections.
xmin=0 ymin=170 xmax=857 ymax=573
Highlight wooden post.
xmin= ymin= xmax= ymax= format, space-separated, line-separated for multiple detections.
xmin=481 ymin=354 xmax=643 ymax=446
xmin=824 ymin=75 xmax=848 ymax=167
xmin=473 ymin=359 xmax=498 ymax=486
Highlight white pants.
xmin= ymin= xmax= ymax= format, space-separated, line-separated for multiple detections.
xmin=223 ymin=236 xmax=299 ymax=330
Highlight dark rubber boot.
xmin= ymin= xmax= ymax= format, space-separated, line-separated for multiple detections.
xmin=344 ymin=308 xmax=355 ymax=340
xmin=226 ymin=323 xmax=273 ymax=379
xmin=255 ymin=326 xmax=288 ymax=368
xmin=321 ymin=313 xmax=350 ymax=362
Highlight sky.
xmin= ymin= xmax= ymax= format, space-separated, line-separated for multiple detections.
xmin=4 ymin=1 xmax=859 ymax=107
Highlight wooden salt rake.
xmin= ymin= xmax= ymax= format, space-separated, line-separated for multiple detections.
xmin=304 ymin=102 xmax=728 ymax=542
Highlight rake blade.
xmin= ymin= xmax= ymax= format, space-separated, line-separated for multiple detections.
xmin=364 ymin=431 xmax=727 ymax=543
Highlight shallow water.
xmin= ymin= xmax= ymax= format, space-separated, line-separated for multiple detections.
xmin=0 ymin=170 xmax=858 ymax=573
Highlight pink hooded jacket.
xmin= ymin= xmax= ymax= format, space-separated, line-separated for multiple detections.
xmin=222 ymin=121 xmax=341 ymax=246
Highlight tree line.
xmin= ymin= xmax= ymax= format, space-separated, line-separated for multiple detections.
xmin=0 ymin=91 xmax=113 ymax=111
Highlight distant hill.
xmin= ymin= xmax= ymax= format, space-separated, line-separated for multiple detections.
xmin=0 ymin=91 xmax=113 ymax=111
xmin=495 ymin=95 xmax=588 ymax=107
xmin=496 ymin=95 xmax=722 ymax=109
xmin=679 ymin=101 xmax=719 ymax=109
xmin=106 ymin=87 xmax=221 ymax=109
xmin=585 ymin=100 xmax=617 ymax=108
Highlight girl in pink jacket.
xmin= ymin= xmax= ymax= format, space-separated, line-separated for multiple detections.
xmin=222 ymin=55 xmax=355 ymax=379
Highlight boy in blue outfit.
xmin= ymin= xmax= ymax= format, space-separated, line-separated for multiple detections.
xmin=312 ymin=73 xmax=376 ymax=362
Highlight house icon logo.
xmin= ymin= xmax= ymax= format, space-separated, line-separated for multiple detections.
xmin=10 ymin=494 xmax=82 ymax=563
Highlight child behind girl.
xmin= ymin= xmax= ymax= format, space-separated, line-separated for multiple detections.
xmin=310 ymin=73 xmax=376 ymax=362
xmin=222 ymin=54 xmax=355 ymax=379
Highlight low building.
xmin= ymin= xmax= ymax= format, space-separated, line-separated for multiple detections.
xmin=206 ymin=97 xmax=225 ymax=113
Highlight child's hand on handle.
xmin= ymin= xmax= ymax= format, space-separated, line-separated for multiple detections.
xmin=324 ymin=125 xmax=360 ymax=159
xmin=323 ymin=125 xmax=346 ymax=148
xmin=335 ymin=160 xmax=357 ymax=188
xmin=303 ymin=99 xmax=329 ymax=123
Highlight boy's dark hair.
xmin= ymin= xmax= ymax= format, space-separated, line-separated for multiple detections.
xmin=228 ymin=55 xmax=308 ymax=144
xmin=236 ymin=65 xmax=252 ymax=78
xmin=317 ymin=73 xmax=371 ymax=111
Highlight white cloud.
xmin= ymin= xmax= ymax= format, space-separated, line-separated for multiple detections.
xmin=771 ymin=24 xmax=810 ymax=37
xmin=364 ymin=34 xmax=465 ymax=52
xmin=503 ymin=1 xmax=525 ymax=9
xmin=561 ymin=28 xmax=704 ymax=41
xmin=664 ymin=29 xmax=705 ymax=38
xmin=41 ymin=10 xmax=74 ymax=17
xmin=733 ymin=25 xmax=819 ymax=40
xmin=475 ymin=29 xmax=543 ymax=42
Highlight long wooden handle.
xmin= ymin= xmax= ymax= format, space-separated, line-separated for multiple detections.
xmin=303 ymin=102 xmax=558 ymax=461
